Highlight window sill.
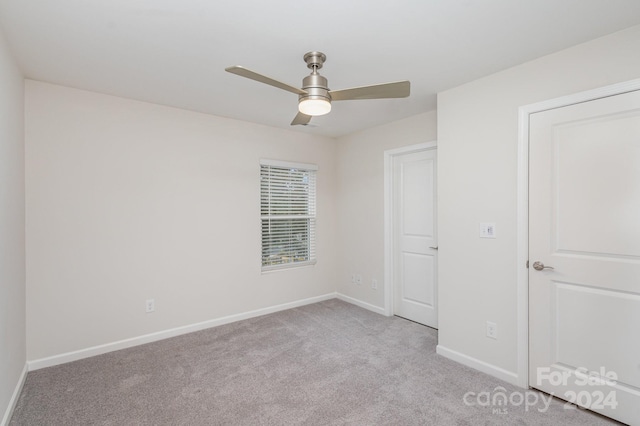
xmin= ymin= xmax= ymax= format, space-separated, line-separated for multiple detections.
xmin=261 ymin=260 xmax=317 ymax=274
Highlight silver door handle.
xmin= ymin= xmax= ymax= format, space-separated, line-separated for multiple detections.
xmin=532 ymin=261 xmax=554 ymax=271
xmin=429 ymin=246 xmax=438 ymax=250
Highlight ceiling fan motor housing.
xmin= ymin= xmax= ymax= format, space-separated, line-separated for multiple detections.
xmin=300 ymin=73 xmax=331 ymax=104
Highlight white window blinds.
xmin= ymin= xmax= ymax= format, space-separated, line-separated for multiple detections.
xmin=260 ymin=160 xmax=317 ymax=271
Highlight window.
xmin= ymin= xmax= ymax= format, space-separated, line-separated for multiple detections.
xmin=260 ymin=159 xmax=317 ymax=271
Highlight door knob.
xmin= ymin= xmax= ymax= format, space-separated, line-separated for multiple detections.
xmin=532 ymin=261 xmax=554 ymax=271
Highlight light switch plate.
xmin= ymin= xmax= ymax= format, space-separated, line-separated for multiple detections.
xmin=480 ymin=223 xmax=496 ymax=239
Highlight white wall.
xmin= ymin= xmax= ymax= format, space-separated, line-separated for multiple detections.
xmin=336 ymin=111 xmax=437 ymax=310
xmin=437 ymin=25 xmax=640 ymax=381
xmin=25 ymin=81 xmax=338 ymax=361
xmin=0 ymin=29 xmax=25 ymax=424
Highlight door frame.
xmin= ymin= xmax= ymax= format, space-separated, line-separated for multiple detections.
xmin=515 ymin=78 xmax=640 ymax=388
xmin=383 ymin=141 xmax=437 ymax=317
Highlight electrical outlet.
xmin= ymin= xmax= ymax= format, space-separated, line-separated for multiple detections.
xmin=146 ymin=298 xmax=155 ymax=313
xmin=351 ymin=274 xmax=356 ymax=284
xmin=371 ymin=279 xmax=378 ymax=290
xmin=486 ymin=321 xmax=497 ymax=339
xmin=356 ymin=274 xmax=362 ymax=285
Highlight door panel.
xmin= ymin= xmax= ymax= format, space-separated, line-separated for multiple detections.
xmin=402 ymin=159 xmax=435 ymax=237
xmin=554 ymin=112 xmax=640 ymax=257
xmin=402 ymin=252 xmax=434 ymax=306
xmin=529 ymin=89 xmax=640 ymax=425
xmin=393 ymin=148 xmax=437 ymax=327
xmin=553 ymin=282 xmax=640 ymax=388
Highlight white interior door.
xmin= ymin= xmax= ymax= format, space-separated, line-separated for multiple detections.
xmin=529 ymin=89 xmax=640 ymax=425
xmin=392 ymin=148 xmax=437 ymax=328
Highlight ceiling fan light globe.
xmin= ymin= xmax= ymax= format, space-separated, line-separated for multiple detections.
xmin=298 ymin=98 xmax=331 ymax=116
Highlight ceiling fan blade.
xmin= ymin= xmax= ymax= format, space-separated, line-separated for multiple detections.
xmin=329 ymin=81 xmax=410 ymax=101
xmin=225 ymin=66 xmax=307 ymax=96
xmin=291 ymin=112 xmax=312 ymax=126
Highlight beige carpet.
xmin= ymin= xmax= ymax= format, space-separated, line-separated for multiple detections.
xmin=10 ymin=299 xmax=617 ymax=425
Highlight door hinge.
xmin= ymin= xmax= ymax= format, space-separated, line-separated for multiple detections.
xmin=526 ymin=260 xmax=529 ymax=268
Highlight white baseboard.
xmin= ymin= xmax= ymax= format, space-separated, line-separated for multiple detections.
xmin=336 ymin=293 xmax=386 ymax=316
xmin=1 ymin=363 xmax=27 ymax=426
xmin=436 ymin=344 xmax=519 ymax=387
xmin=28 ymin=293 xmax=337 ymax=371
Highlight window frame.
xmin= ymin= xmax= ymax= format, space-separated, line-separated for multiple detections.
xmin=260 ymin=159 xmax=318 ymax=272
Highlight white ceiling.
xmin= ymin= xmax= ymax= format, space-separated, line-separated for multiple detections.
xmin=1 ymin=1 xmax=639 ymax=137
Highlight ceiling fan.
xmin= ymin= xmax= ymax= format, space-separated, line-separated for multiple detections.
xmin=225 ymin=51 xmax=410 ymax=126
